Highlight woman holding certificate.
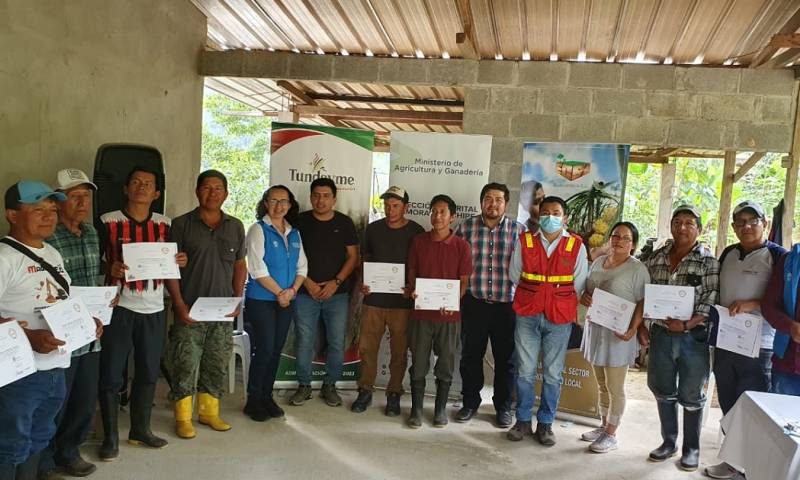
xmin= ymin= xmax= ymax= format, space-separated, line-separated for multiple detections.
xmin=243 ymin=186 xmax=307 ymax=422
xmin=579 ymin=221 xmax=649 ymax=453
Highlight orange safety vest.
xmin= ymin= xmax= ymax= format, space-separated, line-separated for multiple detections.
xmin=512 ymin=231 xmax=582 ymax=324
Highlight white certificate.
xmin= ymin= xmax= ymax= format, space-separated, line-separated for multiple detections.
xmin=715 ymin=305 xmax=762 ymax=358
xmin=414 ymin=278 xmax=460 ymax=311
xmin=586 ymin=288 xmax=635 ymax=334
xmin=188 ymin=297 xmax=241 ymax=322
xmin=41 ymin=298 xmax=98 ymax=353
xmin=644 ymin=284 xmax=695 ymax=321
xmin=0 ymin=320 xmax=37 ymax=388
xmin=70 ymin=286 xmax=118 ymax=326
xmin=122 ymin=242 xmax=181 ymax=282
xmin=363 ymin=262 xmax=405 ymax=294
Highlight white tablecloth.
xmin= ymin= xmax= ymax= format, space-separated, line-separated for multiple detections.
xmin=719 ymin=391 xmax=800 ymax=480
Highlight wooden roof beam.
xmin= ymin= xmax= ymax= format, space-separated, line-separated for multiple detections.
xmin=750 ymin=6 xmax=800 ymax=68
xmin=307 ymin=93 xmax=463 ymax=108
xmin=291 ymin=105 xmax=462 ymax=125
xmin=759 ymin=48 xmax=800 ymax=69
xmin=275 ymin=80 xmax=345 ymax=127
xmin=733 ymin=152 xmax=766 ymax=182
xmin=648 ymin=147 xmax=680 ymax=158
xmin=455 ymin=0 xmax=479 ymax=60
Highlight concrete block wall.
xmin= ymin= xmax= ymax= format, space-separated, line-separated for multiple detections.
xmin=201 ymin=51 xmax=798 ymax=218
xmin=1 ymin=0 xmax=207 ymax=231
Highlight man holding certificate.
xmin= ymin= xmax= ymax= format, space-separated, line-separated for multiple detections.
xmin=507 ymin=196 xmax=588 ymax=447
xmin=578 ymin=222 xmax=649 ymax=454
xmin=351 ymin=186 xmax=423 ymax=416
xmin=405 ymin=194 xmax=472 ymax=429
xmin=640 ymin=205 xmax=719 ymax=472
xmin=0 ymin=181 xmax=74 ymax=478
xmin=164 ymin=170 xmax=246 ymax=438
xmin=98 ymin=166 xmax=187 ymax=460
xmin=454 ymin=183 xmax=523 ymax=428
xmin=39 ymin=169 xmax=109 ymax=479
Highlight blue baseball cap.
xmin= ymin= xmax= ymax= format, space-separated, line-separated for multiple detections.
xmin=4 ymin=181 xmax=67 ymax=210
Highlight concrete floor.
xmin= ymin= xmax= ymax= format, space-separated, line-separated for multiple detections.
xmin=80 ymin=380 xmax=725 ymax=480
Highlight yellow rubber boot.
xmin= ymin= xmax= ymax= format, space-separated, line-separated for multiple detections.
xmin=198 ymin=393 xmax=231 ymax=432
xmin=174 ymin=396 xmax=196 ymax=439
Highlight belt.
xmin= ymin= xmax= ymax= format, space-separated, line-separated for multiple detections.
xmin=651 ymin=320 xmax=705 ymax=334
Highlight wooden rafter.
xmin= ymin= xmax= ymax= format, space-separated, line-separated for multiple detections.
xmin=306 ymin=93 xmax=463 ymax=108
xmin=455 ymin=0 xmax=479 ymax=60
xmin=291 ymin=105 xmax=462 ymax=125
xmin=275 ymin=80 xmax=344 ymax=127
xmin=759 ymin=48 xmax=800 ymax=69
xmin=750 ymin=6 xmax=800 ymax=68
xmin=733 ymin=152 xmax=766 ymax=182
xmin=648 ymin=147 xmax=680 ymax=158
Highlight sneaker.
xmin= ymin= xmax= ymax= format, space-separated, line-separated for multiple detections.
xmin=506 ymin=420 xmax=533 ymax=441
xmin=535 ymin=422 xmax=556 ymax=446
xmin=320 ymin=384 xmax=342 ymax=407
xmin=64 ymin=456 xmax=97 ymax=476
xmin=580 ymin=426 xmax=605 ymax=442
xmin=264 ymin=396 xmax=285 ymax=418
xmin=385 ymin=392 xmax=401 ymax=417
xmin=704 ymin=462 xmax=737 ymax=479
xmin=289 ymin=385 xmax=312 ymax=406
xmin=350 ymin=389 xmax=372 ymax=413
xmin=589 ymin=433 xmax=618 ymax=453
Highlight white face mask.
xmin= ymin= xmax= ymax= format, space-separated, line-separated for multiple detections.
xmin=539 ymin=215 xmax=563 ymax=233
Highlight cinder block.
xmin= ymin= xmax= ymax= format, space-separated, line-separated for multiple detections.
xmin=464 ymin=87 xmax=490 ymax=111
xmin=332 ymin=56 xmax=379 ymax=83
xmin=700 ymin=95 xmax=756 ymax=121
xmin=757 ymin=96 xmax=793 ymax=123
xmin=491 ymin=87 xmax=537 ymax=113
xmin=506 ymin=163 xmax=523 ymax=186
xmin=740 ymin=69 xmax=794 ymax=96
xmin=463 ymin=112 xmax=510 ymax=136
xmin=736 ymin=122 xmax=793 ymax=152
xmin=491 ymin=137 xmax=524 ymax=164
xmin=593 ymin=91 xmax=644 ymax=116
xmin=378 ymin=58 xmax=429 ymax=84
xmin=510 ymin=114 xmax=560 ymax=139
xmin=568 ymin=63 xmax=622 ymax=89
xmin=721 ymin=122 xmax=738 ymax=149
xmin=428 ymin=59 xmax=478 ymax=85
xmin=622 ymin=64 xmax=676 ymax=90
xmin=478 ymin=60 xmax=517 ymax=85
xmin=287 ymin=54 xmax=334 ymax=80
xmin=616 ymin=117 xmax=669 ymax=145
xmin=488 ymin=162 xmax=509 ymax=182
xmin=518 ymin=62 xmax=569 ymax=87
xmin=561 ymin=116 xmax=616 ymax=142
xmin=541 ymin=89 xmax=591 ymax=114
xmin=676 ymin=67 xmax=739 ymax=93
xmin=667 ymin=120 xmax=724 ymax=148
xmin=645 ymin=93 xmax=697 ymax=118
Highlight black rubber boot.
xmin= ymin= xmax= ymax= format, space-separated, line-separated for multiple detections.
xmin=680 ymin=408 xmax=703 ymax=471
xmin=433 ymin=380 xmax=451 ymax=428
xmin=14 ymin=451 xmax=40 ymax=480
xmin=128 ymin=384 xmax=168 ymax=449
xmin=649 ymin=401 xmax=679 ymax=462
xmin=98 ymin=390 xmax=120 ymax=461
xmin=407 ymin=381 xmax=425 ymax=429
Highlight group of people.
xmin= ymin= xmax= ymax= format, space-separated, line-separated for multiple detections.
xmin=1 ymin=165 xmax=800 ymax=480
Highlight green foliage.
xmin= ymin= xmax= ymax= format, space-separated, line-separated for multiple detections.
xmin=622 ymin=162 xmax=660 ymax=241
xmin=200 ymin=90 xmax=271 ymax=224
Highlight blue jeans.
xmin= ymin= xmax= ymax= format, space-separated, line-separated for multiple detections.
xmin=294 ymin=293 xmax=348 ymax=385
xmin=648 ymin=324 xmax=710 ymax=411
xmin=772 ymin=370 xmax=800 ymax=396
xmin=0 ymin=370 xmax=66 ymax=465
xmin=514 ymin=314 xmax=572 ymax=424
xmin=246 ymin=298 xmax=294 ymax=399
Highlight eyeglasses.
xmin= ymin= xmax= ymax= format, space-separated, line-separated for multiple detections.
xmin=267 ymin=199 xmax=290 ymax=207
xmin=733 ymin=218 xmax=762 ymax=228
xmin=609 ymin=234 xmax=633 ymax=243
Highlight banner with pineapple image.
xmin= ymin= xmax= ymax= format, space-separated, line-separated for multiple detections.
xmin=518 ymin=142 xmax=629 ymax=420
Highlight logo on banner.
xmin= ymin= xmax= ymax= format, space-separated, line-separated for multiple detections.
xmin=288 ymin=153 xmax=357 ymax=189
xmin=555 ymin=154 xmax=591 ymax=181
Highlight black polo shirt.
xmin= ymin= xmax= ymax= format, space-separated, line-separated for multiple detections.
xmin=171 ymin=208 xmax=246 ymax=306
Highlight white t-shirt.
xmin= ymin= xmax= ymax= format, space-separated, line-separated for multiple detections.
xmin=0 ymin=236 xmax=71 ymax=370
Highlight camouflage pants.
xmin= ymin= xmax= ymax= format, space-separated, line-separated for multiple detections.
xmin=167 ymin=321 xmax=233 ymax=401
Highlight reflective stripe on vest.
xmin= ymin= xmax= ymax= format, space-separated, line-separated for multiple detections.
xmin=525 ymin=232 xmax=533 ymax=248
xmin=519 ymin=272 xmax=574 ymax=283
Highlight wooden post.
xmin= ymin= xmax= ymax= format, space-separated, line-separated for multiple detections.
xmin=782 ymin=92 xmax=800 ymax=249
xmin=657 ymin=162 xmax=676 ymax=240
xmin=716 ymin=150 xmax=736 ymax=256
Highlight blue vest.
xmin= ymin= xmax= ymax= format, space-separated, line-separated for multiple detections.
xmin=246 ymin=221 xmax=302 ymax=301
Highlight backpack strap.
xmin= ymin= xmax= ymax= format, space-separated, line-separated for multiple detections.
xmin=0 ymin=238 xmax=70 ymax=295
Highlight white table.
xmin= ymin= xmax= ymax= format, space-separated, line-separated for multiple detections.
xmin=719 ymin=391 xmax=800 ymax=480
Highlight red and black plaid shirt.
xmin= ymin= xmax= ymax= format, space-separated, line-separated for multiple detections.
xmin=101 ymin=210 xmax=171 ymax=294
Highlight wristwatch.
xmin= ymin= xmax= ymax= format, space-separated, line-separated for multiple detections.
xmin=334 ymin=277 xmax=343 ymax=286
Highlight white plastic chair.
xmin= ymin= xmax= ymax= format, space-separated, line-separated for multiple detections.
xmin=229 ymin=311 xmax=250 ymax=398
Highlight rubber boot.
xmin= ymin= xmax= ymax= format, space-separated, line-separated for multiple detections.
xmin=407 ymin=380 xmax=425 ymax=429
xmin=680 ymin=408 xmax=703 ymax=471
xmin=649 ymin=401 xmax=679 ymax=462
xmin=433 ymin=380 xmax=451 ymax=428
xmin=198 ymin=392 xmax=231 ymax=432
xmin=14 ymin=451 xmax=40 ymax=480
xmin=174 ymin=396 xmax=196 ymax=439
xmin=98 ymin=390 xmax=120 ymax=461
xmin=128 ymin=384 xmax=168 ymax=449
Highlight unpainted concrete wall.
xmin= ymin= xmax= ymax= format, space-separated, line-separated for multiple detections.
xmin=0 ymin=0 xmax=206 ymax=230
